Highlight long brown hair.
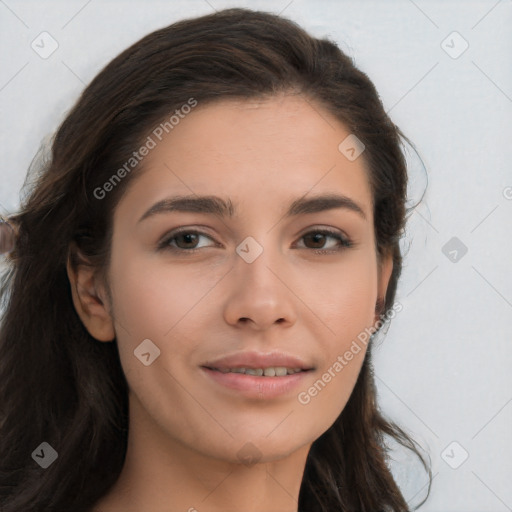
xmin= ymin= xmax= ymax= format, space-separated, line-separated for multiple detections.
xmin=0 ymin=8 xmax=431 ymax=511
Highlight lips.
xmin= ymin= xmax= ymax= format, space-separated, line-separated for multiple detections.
xmin=201 ymin=350 xmax=315 ymax=372
xmin=199 ymin=351 xmax=315 ymax=398
xmin=200 ymin=366 xmax=311 ymax=399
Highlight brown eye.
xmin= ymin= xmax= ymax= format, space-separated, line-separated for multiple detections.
xmin=159 ymin=230 xmax=217 ymax=252
xmin=298 ymin=230 xmax=351 ymax=251
xmin=174 ymin=233 xmax=200 ymax=249
xmin=303 ymin=232 xmax=328 ymax=249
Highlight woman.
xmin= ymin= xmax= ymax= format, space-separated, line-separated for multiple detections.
xmin=0 ymin=7 xmax=431 ymax=512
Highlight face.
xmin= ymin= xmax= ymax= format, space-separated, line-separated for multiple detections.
xmin=92 ymin=94 xmax=392 ymax=464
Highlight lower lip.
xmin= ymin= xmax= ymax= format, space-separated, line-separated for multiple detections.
xmin=200 ymin=367 xmax=311 ymax=399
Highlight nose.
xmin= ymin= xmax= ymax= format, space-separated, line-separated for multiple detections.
xmin=222 ymin=242 xmax=298 ymax=331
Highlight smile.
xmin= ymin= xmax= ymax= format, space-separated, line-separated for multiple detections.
xmin=207 ymin=366 xmax=304 ymax=376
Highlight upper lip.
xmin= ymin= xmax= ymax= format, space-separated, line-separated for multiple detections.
xmin=201 ymin=351 xmax=314 ymax=371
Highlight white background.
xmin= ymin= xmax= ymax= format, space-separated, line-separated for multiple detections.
xmin=1 ymin=1 xmax=511 ymax=510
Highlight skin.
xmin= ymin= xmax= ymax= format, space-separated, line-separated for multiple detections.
xmin=67 ymin=93 xmax=393 ymax=512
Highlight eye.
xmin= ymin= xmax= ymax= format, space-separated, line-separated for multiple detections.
xmin=295 ymin=229 xmax=353 ymax=253
xmin=159 ymin=229 xmax=217 ymax=252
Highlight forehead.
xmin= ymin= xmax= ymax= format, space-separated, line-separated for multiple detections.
xmin=116 ymin=94 xmax=373 ymax=224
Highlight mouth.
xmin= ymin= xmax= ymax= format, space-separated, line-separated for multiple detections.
xmin=202 ymin=366 xmax=310 ymax=377
xmin=199 ymin=350 xmax=315 ymax=398
xmin=199 ymin=366 xmax=314 ymax=399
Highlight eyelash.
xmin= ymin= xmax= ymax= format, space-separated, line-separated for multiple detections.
xmin=158 ymin=227 xmax=353 ymax=255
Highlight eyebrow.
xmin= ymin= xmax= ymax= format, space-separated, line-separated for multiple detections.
xmin=138 ymin=193 xmax=367 ymax=224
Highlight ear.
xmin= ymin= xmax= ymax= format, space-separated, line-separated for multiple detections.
xmin=66 ymin=252 xmax=115 ymax=342
xmin=374 ymin=249 xmax=394 ymax=323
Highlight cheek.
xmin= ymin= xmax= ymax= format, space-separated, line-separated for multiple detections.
xmin=107 ymin=249 xmax=229 ymax=392
xmin=293 ymin=253 xmax=377 ymax=425
xmin=109 ymin=247 xmax=224 ymax=339
xmin=297 ymin=347 xmax=366 ymax=438
xmin=297 ymin=280 xmax=373 ymax=430
xmin=106 ymin=253 xmax=217 ymax=440
xmin=308 ymin=251 xmax=378 ymax=340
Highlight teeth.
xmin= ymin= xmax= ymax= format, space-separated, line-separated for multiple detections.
xmin=214 ymin=366 xmax=303 ymax=376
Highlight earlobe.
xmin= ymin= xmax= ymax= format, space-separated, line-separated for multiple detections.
xmin=66 ymin=255 xmax=116 ymax=342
